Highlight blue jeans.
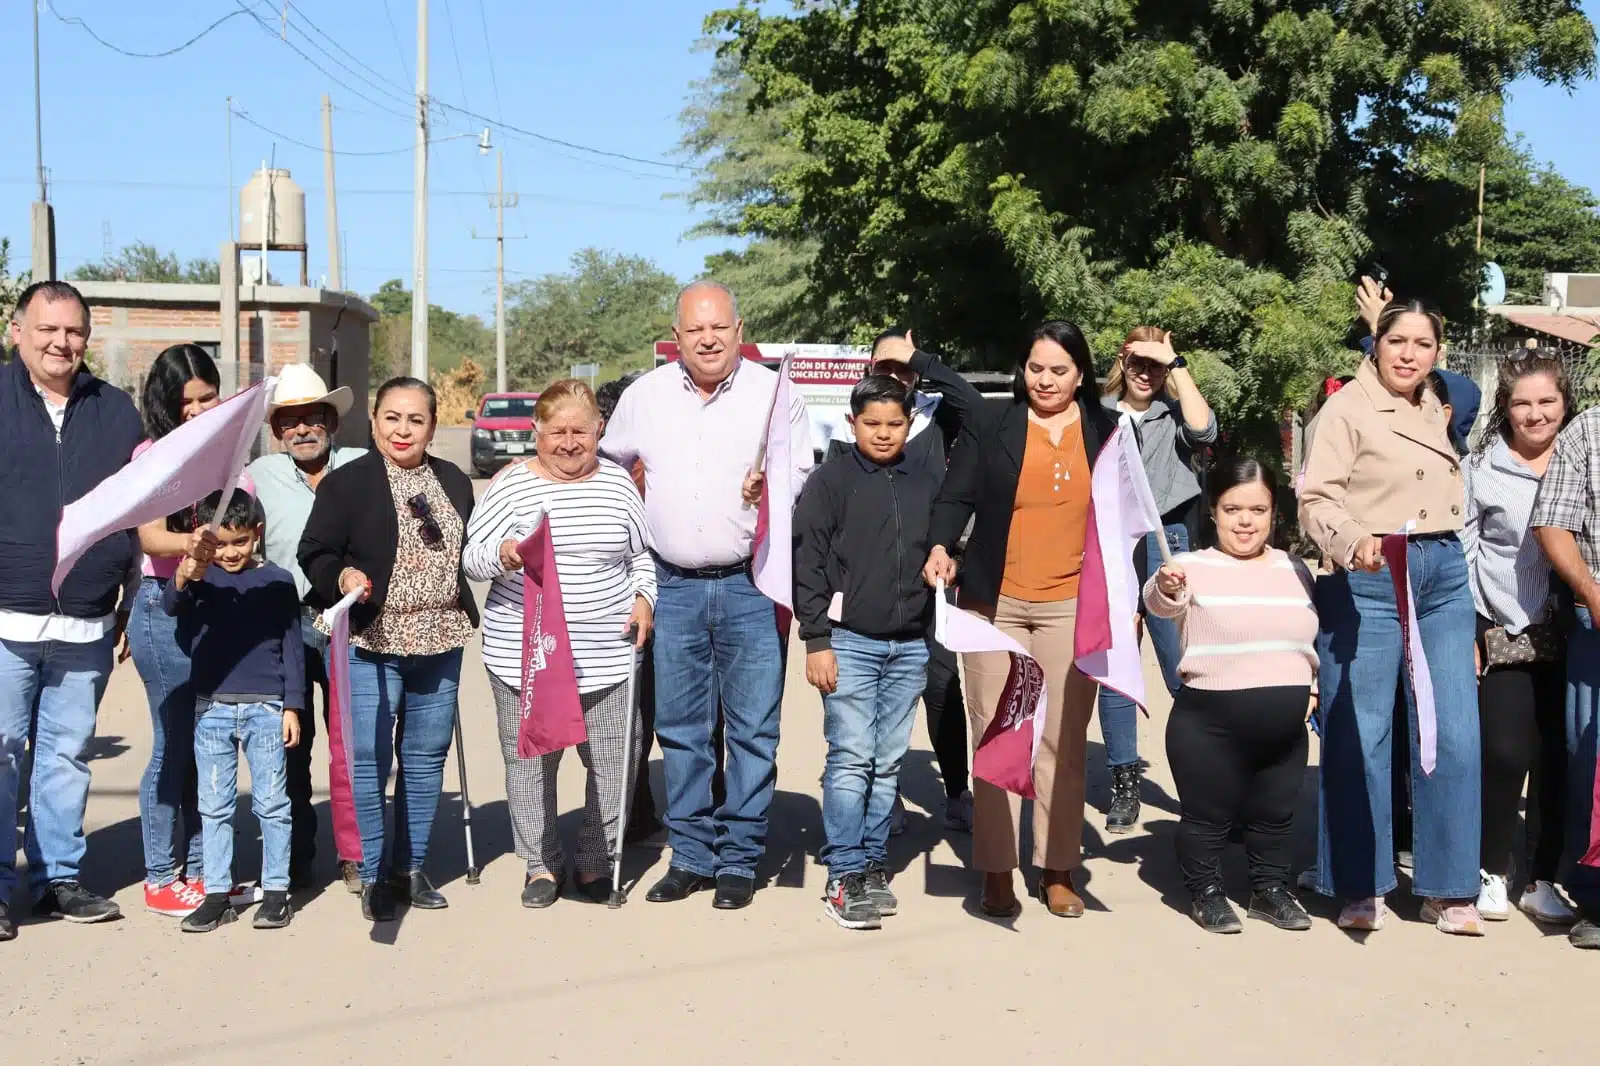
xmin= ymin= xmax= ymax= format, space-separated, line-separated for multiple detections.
xmin=128 ymin=577 xmax=204 ymax=888
xmin=652 ymin=564 xmax=784 ymax=880
xmin=0 ymin=632 xmax=114 ymax=901
xmin=195 ymin=700 xmax=292 ymax=894
xmin=346 ymin=647 xmax=463 ymax=885
xmin=819 ymin=630 xmax=928 ymax=879
xmin=1314 ymin=535 xmax=1480 ymax=900
xmin=1563 ymin=608 xmax=1600 ymax=913
xmin=1097 ymin=523 xmax=1187 ymax=768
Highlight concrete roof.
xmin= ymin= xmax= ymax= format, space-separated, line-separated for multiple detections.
xmin=74 ymin=281 xmax=378 ymax=322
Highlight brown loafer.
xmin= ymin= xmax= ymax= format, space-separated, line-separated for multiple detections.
xmin=980 ymin=872 xmax=1021 ymax=918
xmin=1037 ymin=873 xmax=1085 ymax=917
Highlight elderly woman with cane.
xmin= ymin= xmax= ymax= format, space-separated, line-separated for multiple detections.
xmin=299 ymin=377 xmax=478 ymax=923
xmin=464 ymin=379 xmax=655 ymax=908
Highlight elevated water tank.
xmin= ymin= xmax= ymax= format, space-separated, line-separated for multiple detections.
xmin=240 ymin=167 xmax=307 ymax=250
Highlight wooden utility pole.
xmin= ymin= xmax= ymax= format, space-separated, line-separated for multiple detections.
xmin=321 ymin=94 xmax=342 ymax=290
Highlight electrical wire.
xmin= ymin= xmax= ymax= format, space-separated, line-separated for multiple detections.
xmin=47 ymin=1 xmax=250 ymax=58
xmin=381 ymin=0 xmax=414 ymax=85
xmin=230 ymin=1 xmax=414 ymax=121
xmin=475 ymin=0 xmax=505 ymax=127
xmin=231 ymin=108 xmax=414 ymax=156
xmin=286 ymin=1 xmax=413 ymax=99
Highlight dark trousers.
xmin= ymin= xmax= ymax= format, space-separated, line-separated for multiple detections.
xmin=923 ymin=633 xmax=969 ymax=799
xmin=1167 ymin=685 xmax=1310 ymax=894
xmin=629 ymin=636 xmax=725 ymax=829
xmin=1393 ymin=678 xmax=1413 ymax=856
xmin=286 ymin=633 xmax=337 ymax=873
xmin=1478 ymin=651 xmax=1567 ymax=882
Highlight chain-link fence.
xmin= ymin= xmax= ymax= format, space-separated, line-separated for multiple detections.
xmin=1445 ymin=337 xmax=1600 ymax=447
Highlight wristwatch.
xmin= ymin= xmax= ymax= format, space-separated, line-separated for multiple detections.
xmin=1170 ymin=355 xmax=1188 ymax=370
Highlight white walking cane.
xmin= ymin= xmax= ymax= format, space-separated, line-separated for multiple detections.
xmin=454 ymin=709 xmax=480 ymax=885
xmin=608 ymin=622 xmax=644 ymax=908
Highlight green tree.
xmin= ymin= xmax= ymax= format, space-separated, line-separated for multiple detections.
xmin=504 ymin=249 xmax=678 ymax=389
xmin=70 ymin=242 xmax=221 ymax=284
xmin=1480 ymin=143 xmax=1600 ymax=302
xmin=711 ymin=0 xmax=1597 ymax=451
xmin=366 ymin=279 xmax=493 ymax=381
xmin=0 ymin=238 xmax=29 ymax=319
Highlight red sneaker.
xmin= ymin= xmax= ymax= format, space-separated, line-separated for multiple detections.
xmin=145 ymin=879 xmax=206 ymax=917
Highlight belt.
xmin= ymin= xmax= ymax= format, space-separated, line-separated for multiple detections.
xmin=657 ymin=558 xmax=751 ymax=580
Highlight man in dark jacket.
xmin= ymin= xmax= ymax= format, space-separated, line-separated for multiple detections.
xmin=825 ymin=332 xmax=984 ymax=832
xmin=0 ymin=281 xmax=143 ymax=939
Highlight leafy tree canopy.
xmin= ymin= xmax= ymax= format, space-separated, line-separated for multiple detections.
xmin=707 ymin=0 xmax=1597 ymax=450
xmin=71 ymin=242 xmax=221 ymax=284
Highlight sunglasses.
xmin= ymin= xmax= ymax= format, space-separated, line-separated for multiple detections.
xmin=1123 ymin=355 xmax=1167 ymax=378
xmin=406 ymin=493 xmax=444 ymax=550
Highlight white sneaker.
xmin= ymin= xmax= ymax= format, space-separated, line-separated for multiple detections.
xmin=942 ymin=791 xmax=974 ymax=833
xmin=888 ymin=794 xmax=907 ymax=837
xmin=1519 ymin=880 xmax=1576 ymax=924
xmin=228 ymin=883 xmax=264 ymax=908
xmin=1477 ymin=871 xmax=1510 ymax=921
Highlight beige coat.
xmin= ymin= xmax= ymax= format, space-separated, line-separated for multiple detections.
xmin=1298 ymin=358 xmax=1464 ymax=567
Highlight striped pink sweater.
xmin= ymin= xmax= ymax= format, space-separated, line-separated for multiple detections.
xmin=1141 ymin=548 xmax=1318 ymax=692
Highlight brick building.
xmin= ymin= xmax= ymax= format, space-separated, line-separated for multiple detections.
xmin=75 ymin=281 xmax=377 ymax=446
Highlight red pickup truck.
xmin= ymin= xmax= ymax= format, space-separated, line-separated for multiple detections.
xmin=467 ymin=392 xmax=539 ymax=477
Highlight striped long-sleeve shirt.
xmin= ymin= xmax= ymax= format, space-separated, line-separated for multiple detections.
xmin=463 ymin=459 xmax=656 ymax=694
xmin=1142 ymin=548 xmax=1318 ymax=692
xmin=1465 ymin=438 xmax=1554 ymax=634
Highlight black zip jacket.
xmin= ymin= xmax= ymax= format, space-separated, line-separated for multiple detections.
xmin=0 ymin=357 xmax=143 ymax=619
xmin=793 ymin=445 xmax=935 ymax=651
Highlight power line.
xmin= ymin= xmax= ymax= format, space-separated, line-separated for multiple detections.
xmin=475 ymin=0 xmax=505 ymax=126
xmin=267 ymin=5 xmax=416 ymax=112
xmin=46 ymin=1 xmax=250 ymax=58
xmin=231 ymin=1 xmax=413 ymax=121
xmin=381 ymin=0 xmax=414 ymax=85
xmin=231 ymin=109 xmax=414 ymax=156
xmin=285 ymin=1 xmax=412 ymax=99
xmin=436 ymin=100 xmax=700 ymax=173
xmin=441 ymin=0 xmax=474 ymax=121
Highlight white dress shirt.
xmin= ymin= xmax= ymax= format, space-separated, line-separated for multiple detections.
xmin=601 ymin=359 xmax=813 ymax=569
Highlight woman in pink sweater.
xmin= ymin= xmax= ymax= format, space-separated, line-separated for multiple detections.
xmin=1144 ymin=457 xmax=1318 ymax=934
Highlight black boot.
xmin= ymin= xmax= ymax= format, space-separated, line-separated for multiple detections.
xmin=1105 ymin=763 xmax=1143 ymax=835
xmin=361 ymin=882 xmax=398 ymax=923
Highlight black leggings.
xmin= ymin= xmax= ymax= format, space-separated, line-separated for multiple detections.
xmin=1478 ymin=651 xmax=1567 ymax=882
xmin=1167 ymin=685 xmax=1310 ymax=895
xmin=923 ymin=634 xmax=969 ymax=798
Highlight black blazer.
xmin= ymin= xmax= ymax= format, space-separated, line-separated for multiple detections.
xmin=298 ymin=450 xmax=480 ymax=635
xmin=930 ymin=395 xmax=1118 ymax=609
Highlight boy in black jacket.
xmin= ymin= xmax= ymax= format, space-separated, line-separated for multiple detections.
xmin=795 ymin=376 xmax=935 ymax=931
xmin=164 ymin=491 xmax=303 ymax=933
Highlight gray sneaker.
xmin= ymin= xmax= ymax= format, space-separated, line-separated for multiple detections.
xmin=1571 ymin=918 xmax=1600 ymax=950
xmin=824 ymin=873 xmax=881 ymax=930
xmin=864 ymin=863 xmax=898 ymax=916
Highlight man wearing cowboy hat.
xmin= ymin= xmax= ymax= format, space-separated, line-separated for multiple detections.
xmin=246 ymin=364 xmax=365 ymax=892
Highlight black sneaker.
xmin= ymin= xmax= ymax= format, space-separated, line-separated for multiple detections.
xmin=180 ymin=893 xmax=237 ymax=933
xmin=1248 ymin=885 xmax=1312 ymax=931
xmin=32 ymin=880 xmax=122 ymax=924
xmin=1571 ymin=917 xmax=1600 ymax=950
xmin=823 ymin=873 xmax=881 ymax=930
xmin=1190 ymin=886 xmax=1242 ymax=934
xmin=1105 ymin=763 xmax=1143 ymax=835
xmin=864 ymin=863 xmax=898 ymax=917
xmin=253 ymin=890 xmax=294 ymax=929
xmin=0 ymin=901 xmax=15 ymax=941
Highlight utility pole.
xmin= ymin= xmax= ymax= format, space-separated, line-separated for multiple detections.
xmin=321 ymin=94 xmax=342 ymax=291
xmin=31 ymin=0 xmax=56 ymax=281
xmin=472 ymin=150 xmax=521 ymax=392
xmin=260 ymin=158 xmax=272 ymax=372
xmin=410 ymin=0 xmax=430 ymax=380
xmin=226 ymin=97 xmax=236 ymax=240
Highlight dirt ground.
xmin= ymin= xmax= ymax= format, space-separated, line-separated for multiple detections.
xmin=6 ymin=444 xmax=1591 ymax=1064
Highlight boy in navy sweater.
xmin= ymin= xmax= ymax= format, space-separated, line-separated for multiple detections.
xmin=794 ymin=376 xmax=936 ymax=930
xmin=163 ymin=491 xmax=304 ymax=932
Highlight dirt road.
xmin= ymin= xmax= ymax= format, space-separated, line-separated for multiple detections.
xmin=4 ymin=564 xmax=1592 ymax=1064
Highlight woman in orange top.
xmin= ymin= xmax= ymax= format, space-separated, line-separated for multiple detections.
xmin=925 ymin=320 xmax=1118 ymax=918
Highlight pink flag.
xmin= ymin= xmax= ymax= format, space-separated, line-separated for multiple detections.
xmin=516 ymin=515 xmax=586 ymax=758
xmin=1382 ymin=531 xmax=1439 ymax=776
xmin=1073 ymin=425 xmax=1163 ymax=710
xmin=322 ymin=588 xmax=365 ymax=864
xmin=935 ymin=582 xmax=1048 ymax=798
xmin=752 ymin=355 xmax=796 ymax=611
xmin=1582 ymin=765 xmax=1600 ymax=867
xmin=52 ymin=378 xmax=275 ymax=593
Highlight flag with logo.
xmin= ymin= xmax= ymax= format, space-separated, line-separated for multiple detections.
xmin=752 ymin=354 xmax=796 ymax=613
xmin=1382 ymin=529 xmax=1439 ymax=776
xmin=517 ymin=514 xmax=586 ymax=758
xmin=322 ymin=587 xmax=365 ymax=864
xmin=1073 ymin=424 xmax=1164 ymax=710
xmin=52 ymin=378 xmax=275 ymax=593
xmin=935 ymin=581 xmax=1047 ymax=798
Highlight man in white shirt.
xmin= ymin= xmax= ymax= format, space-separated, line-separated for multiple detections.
xmin=601 ymin=280 xmax=812 ymax=909
xmin=0 ymin=282 xmax=144 ymax=939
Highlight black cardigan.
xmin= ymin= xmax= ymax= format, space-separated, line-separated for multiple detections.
xmin=929 ymin=395 xmax=1118 ymax=610
xmin=297 ymin=450 xmax=480 ymax=635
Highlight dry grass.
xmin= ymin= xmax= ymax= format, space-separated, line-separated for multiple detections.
xmin=433 ymin=357 xmax=486 ymax=427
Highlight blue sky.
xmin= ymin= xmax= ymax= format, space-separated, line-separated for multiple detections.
xmin=3 ymin=1 xmax=1597 ymax=322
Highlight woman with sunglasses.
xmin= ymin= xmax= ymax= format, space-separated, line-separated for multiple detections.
xmin=299 ymin=377 xmax=478 ymax=922
xmin=1094 ymin=327 xmax=1217 ymax=833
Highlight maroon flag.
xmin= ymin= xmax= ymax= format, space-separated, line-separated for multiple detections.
xmin=516 ymin=515 xmax=585 ymax=758
xmin=1583 ymin=766 xmax=1600 ymax=867
xmin=323 ymin=589 xmax=364 ymax=864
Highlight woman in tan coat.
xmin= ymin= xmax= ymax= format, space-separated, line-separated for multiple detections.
xmin=1299 ymin=301 xmax=1483 ymax=936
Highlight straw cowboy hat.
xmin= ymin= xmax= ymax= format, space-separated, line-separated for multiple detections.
xmin=269 ymin=364 xmax=354 ymax=416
